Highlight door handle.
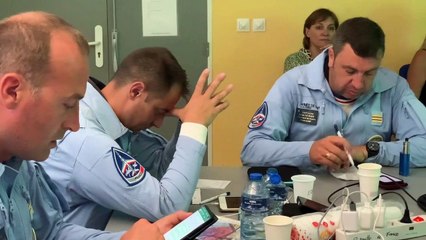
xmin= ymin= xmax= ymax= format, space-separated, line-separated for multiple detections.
xmin=88 ymin=25 xmax=103 ymax=68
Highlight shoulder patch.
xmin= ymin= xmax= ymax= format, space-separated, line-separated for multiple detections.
xmin=248 ymin=102 xmax=268 ymax=129
xmin=112 ymin=147 xmax=145 ymax=186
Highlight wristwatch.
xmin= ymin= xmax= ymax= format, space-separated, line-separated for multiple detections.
xmin=366 ymin=141 xmax=380 ymax=158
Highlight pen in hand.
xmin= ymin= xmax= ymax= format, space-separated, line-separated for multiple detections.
xmin=199 ymin=192 xmax=230 ymax=204
xmin=333 ymin=124 xmax=355 ymax=167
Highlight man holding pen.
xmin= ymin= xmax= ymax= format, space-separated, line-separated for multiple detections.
xmin=241 ymin=17 xmax=426 ymax=171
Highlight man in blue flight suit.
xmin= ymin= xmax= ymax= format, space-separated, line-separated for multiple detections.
xmin=241 ymin=17 xmax=426 ymax=172
xmin=41 ymin=47 xmax=233 ymax=229
xmin=0 ymin=11 xmax=193 ymax=240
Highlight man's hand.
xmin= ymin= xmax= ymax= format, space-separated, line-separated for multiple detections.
xmin=309 ymin=136 xmax=352 ymax=171
xmin=154 ymin=210 xmax=191 ymax=233
xmin=121 ymin=211 xmax=191 ymax=240
xmin=121 ymin=219 xmax=163 ymax=240
xmin=171 ymin=68 xmax=233 ymax=126
xmin=351 ymin=145 xmax=368 ymax=163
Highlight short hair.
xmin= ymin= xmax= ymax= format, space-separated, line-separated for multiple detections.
xmin=112 ymin=47 xmax=189 ymax=97
xmin=0 ymin=11 xmax=89 ymax=87
xmin=303 ymin=8 xmax=339 ymax=49
xmin=331 ymin=17 xmax=385 ymax=58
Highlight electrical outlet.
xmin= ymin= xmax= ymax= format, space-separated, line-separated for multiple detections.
xmin=336 ymin=215 xmax=426 ymax=240
xmin=237 ymin=18 xmax=250 ymax=32
xmin=252 ymin=18 xmax=265 ymax=32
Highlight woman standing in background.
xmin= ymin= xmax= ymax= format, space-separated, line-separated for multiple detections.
xmin=407 ymin=36 xmax=426 ymax=105
xmin=283 ymin=8 xmax=339 ymax=72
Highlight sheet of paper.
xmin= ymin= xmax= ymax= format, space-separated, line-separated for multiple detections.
xmin=142 ymin=0 xmax=177 ymax=36
xmin=196 ymin=179 xmax=230 ymax=189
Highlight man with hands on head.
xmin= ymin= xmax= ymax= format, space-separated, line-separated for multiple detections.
xmin=241 ymin=17 xmax=426 ymax=172
xmin=0 ymin=10 xmax=192 ymax=240
xmin=42 ymin=47 xmax=233 ymax=230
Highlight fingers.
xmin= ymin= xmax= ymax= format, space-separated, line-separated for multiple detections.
xmin=310 ymin=136 xmax=353 ymax=170
xmin=155 ymin=211 xmax=191 ymax=234
xmin=121 ymin=219 xmax=163 ymax=240
xmin=211 ymin=84 xmax=233 ymax=108
xmin=203 ymin=72 xmax=227 ymax=97
xmin=323 ymin=151 xmax=349 ymax=170
xmin=175 ymin=69 xmax=232 ymax=125
xmin=193 ymin=68 xmax=210 ymax=95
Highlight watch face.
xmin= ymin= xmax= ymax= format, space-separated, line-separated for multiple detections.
xmin=368 ymin=141 xmax=380 ymax=151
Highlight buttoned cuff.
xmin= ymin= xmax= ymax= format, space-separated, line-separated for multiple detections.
xmin=180 ymin=122 xmax=207 ymax=144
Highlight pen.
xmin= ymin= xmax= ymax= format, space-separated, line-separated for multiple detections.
xmin=333 ymin=124 xmax=355 ymax=167
xmin=199 ymin=192 xmax=230 ymax=204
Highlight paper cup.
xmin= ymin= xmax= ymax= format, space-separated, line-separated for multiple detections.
xmin=291 ymin=174 xmax=316 ymax=201
xmin=357 ymin=163 xmax=382 ymax=202
xmin=263 ymin=215 xmax=293 ymax=240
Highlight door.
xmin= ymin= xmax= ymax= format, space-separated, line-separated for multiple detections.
xmin=0 ymin=0 xmax=111 ymax=82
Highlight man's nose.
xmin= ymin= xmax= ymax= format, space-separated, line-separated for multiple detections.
xmin=352 ymin=74 xmax=365 ymax=90
xmin=64 ymin=106 xmax=80 ymax=132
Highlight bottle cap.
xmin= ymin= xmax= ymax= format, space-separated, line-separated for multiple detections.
xmin=266 ymin=167 xmax=278 ymax=174
xmin=269 ymin=173 xmax=282 ymax=184
xmin=249 ymin=173 xmax=263 ymax=181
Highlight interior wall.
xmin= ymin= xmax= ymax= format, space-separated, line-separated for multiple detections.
xmin=211 ymin=0 xmax=426 ymax=166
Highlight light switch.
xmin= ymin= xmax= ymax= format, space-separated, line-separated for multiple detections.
xmin=237 ymin=18 xmax=250 ymax=32
xmin=253 ymin=18 xmax=266 ymax=32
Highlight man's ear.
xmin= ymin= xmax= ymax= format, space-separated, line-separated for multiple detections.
xmin=129 ymin=81 xmax=146 ymax=99
xmin=328 ymin=47 xmax=335 ymax=68
xmin=0 ymin=73 xmax=24 ymax=109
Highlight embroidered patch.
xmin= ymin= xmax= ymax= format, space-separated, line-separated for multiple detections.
xmin=295 ymin=108 xmax=319 ymax=125
xmin=249 ymin=102 xmax=268 ymax=129
xmin=112 ymin=147 xmax=145 ymax=186
xmin=371 ymin=112 xmax=383 ymax=126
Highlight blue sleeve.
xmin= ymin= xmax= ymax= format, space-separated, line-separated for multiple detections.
xmin=240 ymin=73 xmax=315 ymax=170
xmin=375 ymin=77 xmax=426 ymax=167
xmin=71 ymin=132 xmax=205 ymax=222
xmin=56 ymin=224 xmax=124 ymax=240
xmin=125 ymin=123 xmax=181 ymax=179
xmin=29 ymin=163 xmax=125 ymax=239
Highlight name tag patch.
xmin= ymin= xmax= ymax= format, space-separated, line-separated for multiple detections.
xmin=295 ymin=108 xmax=318 ymax=125
xmin=249 ymin=102 xmax=268 ymax=129
xmin=112 ymin=147 xmax=145 ymax=186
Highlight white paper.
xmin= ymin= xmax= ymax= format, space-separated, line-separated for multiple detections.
xmin=142 ymin=0 xmax=177 ymax=36
xmin=330 ymin=165 xmax=359 ymax=181
xmin=196 ymin=179 xmax=231 ymax=189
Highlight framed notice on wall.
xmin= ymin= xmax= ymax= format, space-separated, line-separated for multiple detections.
xmin=142 ymin=0 xmax=178 ymax=37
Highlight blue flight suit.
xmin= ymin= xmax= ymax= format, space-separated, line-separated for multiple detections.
xmin=116 ymin=127 xmax=180 ymax=180
xmin=241 ymin=51 xmax=426 ymax=171
xmin=41 ymin=82 xmax=206 ymax=230
xmin=0 ymin=158 xmax=123 ymax=239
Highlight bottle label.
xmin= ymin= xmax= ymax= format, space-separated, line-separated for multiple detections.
xmin=269 ymin=186 xmax=287 ymax=199
xmin=241 ymin=196 xmax=269 ymax=212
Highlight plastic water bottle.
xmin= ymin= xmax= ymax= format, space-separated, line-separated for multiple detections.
xmin=267 ymin=173 xmax=287 ymax=215
xmin=262 ymin=167 xmax=278 ymax=185
xmin=240 ymin=173 xmax=269 ymax=240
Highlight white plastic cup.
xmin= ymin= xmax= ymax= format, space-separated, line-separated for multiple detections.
xmin=291 ymin=174 xmax=316 ymax=201
xmin=357 ymin=163 xmax=382 ymax=202
xmin=263 ymin=215 xmax=293 ymax=240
